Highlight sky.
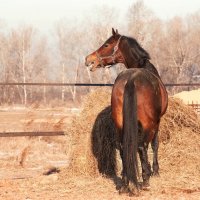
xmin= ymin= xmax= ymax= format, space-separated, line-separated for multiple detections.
xmin=0 ymin=0 xmax=200 ymax=31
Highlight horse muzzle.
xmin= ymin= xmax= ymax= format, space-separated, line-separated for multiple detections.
xmin=85 ymin=55 xmax=101 ymax=72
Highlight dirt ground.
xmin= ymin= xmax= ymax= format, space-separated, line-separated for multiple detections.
xmin=0 ymin=105 xmax=75 ymax=177
xmin=0 ymin=91 xmax=200 ymax=200
xmin=0 ymin=174 xmax=199 ymax=200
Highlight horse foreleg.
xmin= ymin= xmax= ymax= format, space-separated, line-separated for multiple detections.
xmin=138 ymin=143 xmax=151 ymax=190
xmin=151 ymin=125 xmax=160 ymax=176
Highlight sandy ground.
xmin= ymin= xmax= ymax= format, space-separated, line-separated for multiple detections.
xmin=0 ymin=106 xmax=74 ymax=180
xmin=0 ymin=175 xmax=199 ymax=200
xmin=0 ymin=96 xmax=199 ymax=199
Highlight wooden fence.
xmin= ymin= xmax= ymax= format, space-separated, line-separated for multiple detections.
xmin=0 ymin=131 xmax=65 ymax=137
xmin=0 ymin=82 xmax=199 ymax=87
xmin=0 ymin=82 xmax=199 ymax=137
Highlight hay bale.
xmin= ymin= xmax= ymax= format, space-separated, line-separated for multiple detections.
xmin=158 ymin=97 xmax=200 ymax=189
xmin=160 ymin=97 xmax=200 ymax=143
xmin=60 ymin=88 xmax=112 ymax=178
xmin=60 ymin=89 xmax=200 ymax=181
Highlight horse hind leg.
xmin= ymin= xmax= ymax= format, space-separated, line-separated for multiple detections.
xmin=118 ymin=133 xmax=138 ymax=196
xmin=151 ymin=124 xmax=160 ymax=176
xmin=118 ymin=141 xmax=130 ymax=194
xmin=138 ymin=141 xmax=151 ymax=190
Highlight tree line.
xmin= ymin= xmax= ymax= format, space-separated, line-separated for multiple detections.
xmin=0 ymin=0 xmax=199 ymax=105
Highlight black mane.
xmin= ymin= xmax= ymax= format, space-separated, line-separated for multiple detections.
xmin=126 ymin=36 xmax=150 ymax=60
xmin=122 ymin=36 xmax=159 ymax=76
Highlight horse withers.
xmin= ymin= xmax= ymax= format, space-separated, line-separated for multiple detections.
xmin=85 ymin=28 xmax=168 ymax=196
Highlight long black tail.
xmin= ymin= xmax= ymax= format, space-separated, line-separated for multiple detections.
xmin=122 ymin=77 xmax=139 ymax=187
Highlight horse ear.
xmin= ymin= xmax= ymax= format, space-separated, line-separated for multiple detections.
xmin=116 ymin=29 xmax=119 ymax=35
xmin=112 ymin=28 xmax=116 ymax=36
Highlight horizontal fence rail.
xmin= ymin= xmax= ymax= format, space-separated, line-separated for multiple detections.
xmin=0 ymin=131 xmax=65 ymax=137
xmin=0 ymin=83 xmax=113 ymax=87
xmin=0 ymin=82 xmax=199 ymax=137
xmin=0 ymin=82 xmax=200 ymax=87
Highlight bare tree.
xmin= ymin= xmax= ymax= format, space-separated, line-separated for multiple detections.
xmin=55 ymin=21 xmax=83 ymax=102
xmin=3 ymin=25 xmax=49 ymax=104
xmin=127 ymin=0 xmax=155 ymax=46
xmin=127 ymin=2 xmax=200 ymax=94
xmin=158 ymin=15 xmax=200 ymax=89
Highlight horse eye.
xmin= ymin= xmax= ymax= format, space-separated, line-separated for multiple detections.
xmin=104 ymin=44 xmax=109 ymax=48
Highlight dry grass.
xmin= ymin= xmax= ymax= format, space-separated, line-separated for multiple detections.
xmin=0 ymin=89 xmax=199 ymax=199
xmin=61 ymin=88 xmax=112 ymax=177
xmin=0 ymin=137 xmax=69 ymax=171
xmin=59 ymin=88 xmax=200 ymax=197
xmin=19 ymin=146 xmax=31 ymax=167
xmin=160 ymin=97 xmax=200 ymax=143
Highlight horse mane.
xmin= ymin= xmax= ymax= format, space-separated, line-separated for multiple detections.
xmin=126 ymin=36 xmax=150 ymax=59
xmin=123 ymin=36 xmax=160 ymax=76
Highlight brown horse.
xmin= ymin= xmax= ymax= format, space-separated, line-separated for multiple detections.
xmin=85 ymin=28 xmax=168 ymax=195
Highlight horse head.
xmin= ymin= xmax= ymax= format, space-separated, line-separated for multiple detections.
xmin=85 ymin=28 xmax=124 ymax=71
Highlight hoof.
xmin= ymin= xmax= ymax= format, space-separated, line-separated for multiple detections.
xmin=128 ymin=188 xmax=139 ymax=197
xmin=128 ymin=183 xmax=140 ymax=196
xmin=119 ymin=185 xmax=129 ymax=195
xmin=142 ymin=185 xmax=151 ymax=191
xmin=119 ymin=184 xmax=139 ymax=196
xmin=142 ymin=181 xmax=151 ymax=191
xmin=152 ymin=171 xmax=160 ymax=177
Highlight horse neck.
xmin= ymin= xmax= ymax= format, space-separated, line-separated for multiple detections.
xmin=143 ymin=60 xmax=160 ymax=78
xmin=122 ymin=55 xmax=160 ymax=78
xmin=119 ymin=37 xmax=139 ymax=68
xmin=119 ymin=39 xmax=160 ymax=78
xmin=120 ymin=49 xmax=138 ymax=69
